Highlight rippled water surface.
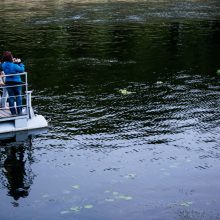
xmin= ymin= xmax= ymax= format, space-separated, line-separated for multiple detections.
xmin=0 ymin=0 xmax=220 ymax=219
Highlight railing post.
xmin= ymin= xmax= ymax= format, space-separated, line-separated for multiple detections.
xmin=26 ymin=90 xmax=34 ymax=119
xmin=25 ymin=72 xmax=28 ymax=93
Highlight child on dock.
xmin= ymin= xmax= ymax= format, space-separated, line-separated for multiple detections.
xmin=0 ymin=62 xmax=8 ymax=109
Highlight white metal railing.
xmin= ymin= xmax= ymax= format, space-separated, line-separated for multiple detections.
xmin=0 ymin=72 xmax=33 ymax=119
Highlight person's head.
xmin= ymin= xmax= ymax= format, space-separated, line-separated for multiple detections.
xmin=2 ymin=51 xmax=13 ymax=62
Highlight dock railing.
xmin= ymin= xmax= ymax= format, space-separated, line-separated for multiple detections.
xmin=0 ymin=72 xmax=33 ymax=119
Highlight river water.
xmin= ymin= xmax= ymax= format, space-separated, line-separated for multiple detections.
xmin=0 ymin=0 xmax=220 ymax=219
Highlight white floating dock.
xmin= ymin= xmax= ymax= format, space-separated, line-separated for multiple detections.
xmin=0 ymin=111 xmax=48 ymax=134
xmin=0 ymin=109 xmax=48 ymax=141
xmin=0 ymin=72 xmax=48 ymax=140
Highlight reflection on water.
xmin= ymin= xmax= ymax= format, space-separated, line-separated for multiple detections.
xmin=0 ymin=0 xmax=220 ymax=220
xmin=0 ymin=138 xmax=34 ymax=205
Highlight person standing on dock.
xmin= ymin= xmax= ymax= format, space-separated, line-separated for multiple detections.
xmin=0 ymin=61 xmax=8 ymax=109
xmin=1 ymin=51 xmax=25 ymax=115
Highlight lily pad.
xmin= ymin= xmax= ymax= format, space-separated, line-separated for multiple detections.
xmin=117 ymin=195 xmax=133 ymax=200
xmin=72 ymin=185 xmax=80 ymax=189
xmin=180 ymin=201 xmax=193 ymax=207
xmin=84 ymin=204 xmax=93 ymax=209
xmin=105 ymin=198 xmax=114 ymax=202
xmin=42 ymin=194 xmax=49 ymax=198
xmin=124 ymin=173 xmax=136 ymax=179
xmin=70 ymin=206 xmax=81 ymax=212
xmin=60 ymin=210 xmax=70 ymax=215
xmin=119 ymin=89 xmax=132 ymax=95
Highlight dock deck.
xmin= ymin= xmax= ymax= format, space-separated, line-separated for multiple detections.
xmin=0 ymin=108 xmax=11 ymax=118
xmin=0 ymin=106 xmax=28 ymax=122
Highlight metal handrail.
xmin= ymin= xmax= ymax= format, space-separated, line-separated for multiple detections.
xmin=0 ymin=72 xmax=27 ymax=77
xmin=0 ymin=72 xmax=33 ymax=118
xmin=0 ymin=83 xmax=26 ymax=89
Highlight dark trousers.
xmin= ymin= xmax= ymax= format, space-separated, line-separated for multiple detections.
xmin=7 ymin=85 xmax=22 ymax=115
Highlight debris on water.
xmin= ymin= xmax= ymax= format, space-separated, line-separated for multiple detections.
xmin=104 ymin=190 xmax=133 ymax=202
xmin=124 ymin=173 xmax=136 ymax=179
xmin=60 ymin=210 xmax=70 ymax=215
xmin=156 ymin=81 xmax=163 ymax=84
xmin=105 ymin=198 xmax=115 ymax=202
xmin=180 ymin=201 xmax=193 ymax=207
xmin=42 ymin=194 xmax=50 ymax=198
xmin=117 ymin=195 xmax=133 ymax=200
xmin=217 ymin=69 xmax=220 ymax=75
xmin=71 ymin=184 xmax=80 ymax=189
xmin=119 ymin=89 xmax=133 ymax=95
xmin=84 ymin=204 xmax=93 ymax=209
xmin=70 ymin=206 xmax=81 ymax=212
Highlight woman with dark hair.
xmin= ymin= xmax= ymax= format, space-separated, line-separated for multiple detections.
xmin=1 ymin=51 xmax=25 ymax=115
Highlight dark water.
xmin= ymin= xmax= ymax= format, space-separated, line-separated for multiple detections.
xmin=0 ymin=1 xmax=220 ymax=219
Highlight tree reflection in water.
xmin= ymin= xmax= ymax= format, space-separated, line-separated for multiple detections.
xmin=0 ymin=137 xmax=35 ymax=203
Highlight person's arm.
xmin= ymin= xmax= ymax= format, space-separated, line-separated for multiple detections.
xmin=14 ymin=63 xmax=25 ymax=73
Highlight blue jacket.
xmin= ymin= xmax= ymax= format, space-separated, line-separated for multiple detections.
xmin=2 ymin=61 xmax=25 ymax=83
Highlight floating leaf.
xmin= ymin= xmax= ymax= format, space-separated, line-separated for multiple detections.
xmin=105 ymin=198 xmax=114 ymax=202
xmin=60 ymin=210 xmax=70 ymax=215
xmin=70 ymin=206 xmax=81 ymax=212
xmin=72 ymin=185 xmax=80 ymax=189
xmin=124 ymin=173 xmax=136 ymax=179
xmin=119 ymin=89 xmax=132 ymax=95
xmin=42 ymin=194 xmax=49 ymax=198
xmin=84 ymin=204 xmax=93 ymax=209
xmin=117 ymin=195 xmax=133 ymax=200
xmin=180 ymin=201 xmax=193 ymax=207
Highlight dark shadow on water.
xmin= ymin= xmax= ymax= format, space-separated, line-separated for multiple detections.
xmin=3 ymin=145 xmax=30 ymax=201
xmin=0 ymin=129 xmax=47 ymax=203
